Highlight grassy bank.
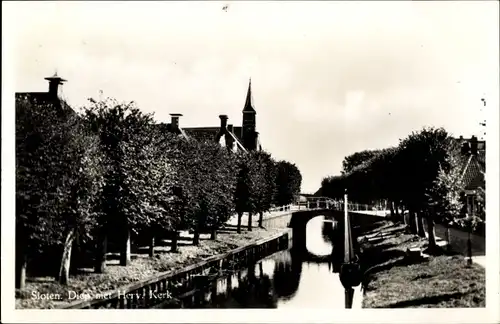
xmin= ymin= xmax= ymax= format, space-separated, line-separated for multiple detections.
xmin=360 ymin=221 xmax=485 ymax=308
xmin=16 ymin=227 xmax=287 ymax=309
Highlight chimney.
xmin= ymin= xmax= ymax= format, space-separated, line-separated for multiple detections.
xmin=219 ymin=115 xmax=228 ymax=129
xmin=470 ymin=136 xmax=478 ymax=155
xmin=170 ymin=113 xmax=182 ymax=131
xmin=227 ymin=124 xmax=233 ymax=133
xmin=44 ymin=72 xmax=67 ymax=98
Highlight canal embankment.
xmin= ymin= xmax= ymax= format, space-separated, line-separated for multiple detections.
xmin=358 ymin=221 xmax=485 ymax=308
xmin=15 ymin=225 xmax=292 ymax=309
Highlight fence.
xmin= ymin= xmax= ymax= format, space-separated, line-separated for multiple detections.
xmin=60 ymin=231 xmax=290 ymax=309
xmin=299 ymin=197 xmax=387 ymax=213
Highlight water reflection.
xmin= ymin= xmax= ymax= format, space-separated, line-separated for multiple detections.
xmin=306 ymin=215 xmax=335 ymax=256
xmin=168 ymin=215 xmax=353 ymax=309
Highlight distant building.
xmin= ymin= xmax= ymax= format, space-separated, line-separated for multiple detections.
xmin=455 ymin=135 xmax=486 ymax=217
xmin=16 ymin=74 xmax=262 ymax=153
xmin=163 ymin=79 xmax=262 ymax=153
xmin=15 ymin=73 xmax=75 ymax=116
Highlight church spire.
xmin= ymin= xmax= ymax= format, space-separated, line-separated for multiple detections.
xmin=243 ymin=78 xmax=256 ymax=113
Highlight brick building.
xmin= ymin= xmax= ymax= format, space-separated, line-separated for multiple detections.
xmin=163 ymin=79 xmax=262 ymax=152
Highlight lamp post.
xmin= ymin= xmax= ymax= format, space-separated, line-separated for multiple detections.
xmin=339 ymin=189 xmax=362 ymax=308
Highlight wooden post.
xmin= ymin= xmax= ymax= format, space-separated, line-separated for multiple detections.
xmin=467 ymin=231 xmax=473 ymax=266
xmin=345 ymin=287 xmax=354 ymax=309
xmin=149 ymin=236 xmax=155 ymax=257
xmin=344 ymin=191 xmax=352 ymax=264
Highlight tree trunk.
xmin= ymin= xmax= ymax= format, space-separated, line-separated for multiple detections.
xmin=389 ymin=201 xmax=395 ymax=219
xmin=445 ymin=225 xmax=451 ymax=252
xmin=408 ymin=209 xmax=417 ymax=234
xmin=426 ymin=216 xmax=437 ymax=252
xmin=149 ymin=236 xmax=155 ymax=257
xmin=57 ymin=229 xmax=75 ymax=285
xmin=248 ymin=263 xmax=256 ymax=284
xmin=237 ymin=212 xmax=242 ymax=234
xmin=258 ymin=212 xmax=264 ymax=228
xmin=416 ymin=211 xmax=426 ymax=237
xmin=210 ymin=228 xmax=217 ymax=240
xmin=247 ymin=212 xmax=253 ymax=231
xmin=69 ymin=244 xmax=82 ymax=275
xmin=193 ymin=225 xmax=200 ymax=246
xmin=226 ymin=275 xmax=233 ymax=296
xmin=400 ymin=203 xmax=407 ymax=223
xmin=467 ymin=231 xmax=473 ymax=265
xmin=120 ymin=228 xmax=131 ymax=266
xmin=259 ymin=262 xmax=264 ymax=277
xmin=171 ymin=231 xmax=178 ymax=253
xmin=94 ymin=233 xmax=107 ymax=273
xmin=16 ymin=250 xmax=28 ymax=290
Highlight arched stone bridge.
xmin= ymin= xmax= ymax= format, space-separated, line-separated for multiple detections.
xmin=260 ymin=197 xmax=388 ymax=263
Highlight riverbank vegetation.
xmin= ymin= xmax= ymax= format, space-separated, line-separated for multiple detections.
xmin=360 ymin=221 xmax=485 ymax=308
xmin=320 ymin=127 xmax=485 ymax=255
xmin=15 ymin=96 xmax=302 ymax=300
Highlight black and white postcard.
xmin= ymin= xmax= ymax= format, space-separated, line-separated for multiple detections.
xmin=2 ymin=1 xmax=499 ymax=323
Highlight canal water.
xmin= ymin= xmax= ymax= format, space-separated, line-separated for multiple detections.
xmin=169 ymin=215 xmax=361 ymax=309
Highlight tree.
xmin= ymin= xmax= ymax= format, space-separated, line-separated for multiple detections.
xmin=369 ymin=147 xmax=402 ymax=221
xmin=397 ymin=127 xmax=450 ymax=238
xmin=16 ymin=96 xmax=105 ymax=287
xmin=83 ymin=98 xmax=156 ymax=268
xmin=124 ymin=126 xmax=180 ymax=257
xmin=55 ymin=121 xmax=105 ymax=284
xmin=252 ymin=151 xmax=277 ymax=228
xmin=198 ymin=142 xmax=237 ymax=240
xmin=425 ymin=138 xmax=465 ymax=251
xmin=341 ymin=149 xmax=381 ymax=175
xmin=177 ymin=140 xmax=237 ymax=244
xmin=274 ymin=161 xmax=302 ymax=207
xmin=16 ymin=97 xmax=74 ymax=288
xmin=320 ymin=175 xmax=347 ymax=200
xmin=233 ymin=152 xmax=257 ymax=233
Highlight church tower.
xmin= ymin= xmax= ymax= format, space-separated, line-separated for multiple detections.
xmin=242 ymin=79 xmax=258 ymax=151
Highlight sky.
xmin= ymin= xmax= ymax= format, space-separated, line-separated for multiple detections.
xmin=4 ymin=1 xmax=499 ymax=193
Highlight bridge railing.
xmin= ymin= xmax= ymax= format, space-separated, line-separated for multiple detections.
xmin=267 ymin=204 xmax=293 ymax=213
xmin=300 ymin=197 xmax=386 ymax=213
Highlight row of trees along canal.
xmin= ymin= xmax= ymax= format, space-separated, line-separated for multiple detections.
xmin=320 ymin=127 xmax=484 ymax=253
xmin=15 ymin=97 xmax=302 ymax=289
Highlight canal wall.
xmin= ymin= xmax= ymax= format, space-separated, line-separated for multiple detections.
xmin=59 ymin=230 xmax=292 ymax=309
xmin=260 ymin=212 xmax=293 ymax=229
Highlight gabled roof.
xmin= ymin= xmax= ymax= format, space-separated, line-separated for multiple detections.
xmin=182 ymin=127 xmax=220 ymax=143
xmin=15 ymin=92 xmax=75 ymax=116
xmin=461 ymin=153 xmax=485 ymax=191
xmin=155 ymin=123 xmax=190 ymax=141
xmin=178 ymin=126 xmax=247 ymax=152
